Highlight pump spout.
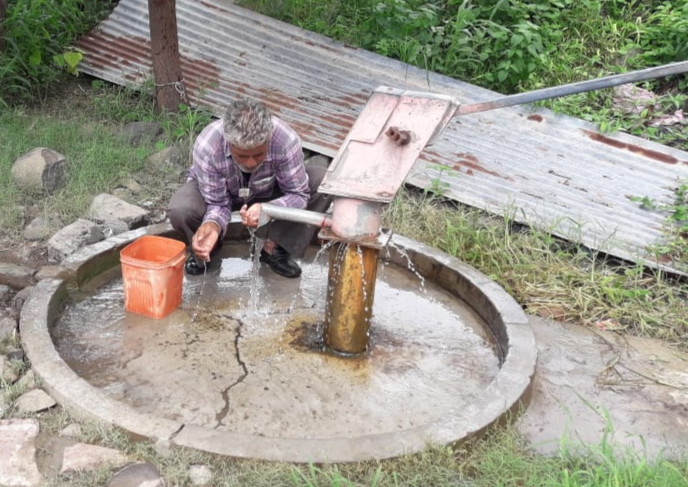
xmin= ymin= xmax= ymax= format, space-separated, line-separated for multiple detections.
xmin=257 ymin=203 xmax=332 ymax=230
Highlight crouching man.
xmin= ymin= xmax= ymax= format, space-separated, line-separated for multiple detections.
xmin=167 ymin=98 xmax=331 ymax=278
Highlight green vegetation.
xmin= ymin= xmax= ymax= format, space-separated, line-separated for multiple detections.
xmin=0 ymin=0 xmax=114 ymax=107
xmin=630 ymin=179 xmax=688 ymax=265
xmin=243 ymin=0 xmax=688 ymax=148
xmin=1 ymin=77 xmax=684 ymax=483
xmin=32 ymin=408 xmax=686 ymax=487
xmin=384 ymin=190 xmax=688 ymax=347
xmin=0 ymin=78 xmax=214 ymax=238
xmin=0 ymin=104 xmax=155 ymax=238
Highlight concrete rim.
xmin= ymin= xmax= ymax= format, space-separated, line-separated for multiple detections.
xmin=20 ymin=223 xmax=537 ymax=462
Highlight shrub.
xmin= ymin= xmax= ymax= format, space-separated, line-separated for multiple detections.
xmin=0 ymin=0 xmax=113 ymax=107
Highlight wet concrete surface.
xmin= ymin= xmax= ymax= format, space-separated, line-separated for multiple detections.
xmin=53 ymin=242 xmax=500 ymax=439
xmin=518 ymin=316 xmax=688 ymax=458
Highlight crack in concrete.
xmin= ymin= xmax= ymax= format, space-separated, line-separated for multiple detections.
xmin=121 ymin=348 xmax=145 ymax=370
xmin=215 ymin=317 xmax=248 ymax=428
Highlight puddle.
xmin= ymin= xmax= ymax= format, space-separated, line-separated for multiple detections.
xmin=53 ymin=242 xmax=500 ymax=439
xmin=518 ymin=316 xmax=688 ymax=458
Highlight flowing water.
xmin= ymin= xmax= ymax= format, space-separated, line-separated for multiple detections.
xmin=53 ymin=241 xmax=501 ymax=438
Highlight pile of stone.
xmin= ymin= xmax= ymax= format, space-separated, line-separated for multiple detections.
xmin=1 ymin=122 xmax=185 ymax=487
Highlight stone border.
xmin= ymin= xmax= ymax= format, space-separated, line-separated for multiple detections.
xmin=20 ymin=224 xmax=537 ymax=462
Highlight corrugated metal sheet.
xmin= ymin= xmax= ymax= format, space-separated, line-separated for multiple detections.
xmin=77 ymin=0 xmax=688 ymax=274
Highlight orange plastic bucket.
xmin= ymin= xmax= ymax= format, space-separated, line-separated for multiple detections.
xmin=120 ymin=236 xmax=186 ymax=319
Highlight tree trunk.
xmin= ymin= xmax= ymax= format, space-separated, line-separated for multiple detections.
xmin=147 ymin=0 xmax=186 ymax=113
xmin=0 ymin=0 xmax=7 ymax=53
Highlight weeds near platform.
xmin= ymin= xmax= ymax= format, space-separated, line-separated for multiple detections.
xmin=462 ymin=423 xmax=688 ymax=487
xmin=630 ymin=179 xmax=688 ymax=266
xmin=383 ymin=189 xmax=688 ymax=348
xmin=37 ymin=405 xmax=688 ymax=487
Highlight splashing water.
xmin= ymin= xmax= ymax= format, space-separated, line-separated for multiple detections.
xmin=190 ymin=259 xmax=208 ymax=323
xmin=385 ymin=240 xmax=426 ymax=293
xmin=248 ymin=228 xmax=262 ymax=316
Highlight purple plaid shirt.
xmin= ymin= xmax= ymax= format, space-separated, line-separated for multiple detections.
xmin=187 ymin=117 xmax=309 ymax=235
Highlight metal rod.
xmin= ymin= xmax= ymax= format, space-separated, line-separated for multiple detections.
xmin=257 ymin=203 xmax=332 ymax=229
xmin=455 ymin=61 xmax=688 ymax=116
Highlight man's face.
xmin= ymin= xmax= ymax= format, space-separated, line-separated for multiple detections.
xmin=230 ymin=143 xmax=269 ymax=173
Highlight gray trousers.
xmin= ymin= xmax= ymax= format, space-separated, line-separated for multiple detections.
xmin=167 ymin=165 xmax=332 ymax=258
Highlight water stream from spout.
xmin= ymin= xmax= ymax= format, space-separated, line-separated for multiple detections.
xmin=385 ymin=240 xmax=426 ymax=293
xmin=248 ymin=228 xmax=262 ymax=316
xmin=355 ymin=244 xmax=371 ymax=318
xmin=189 ymin=261 xmax=208 ymax=323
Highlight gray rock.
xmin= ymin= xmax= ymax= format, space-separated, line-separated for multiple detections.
xmin=0 ymin=315 xmax=17 ymax=340
xmin=106 ymin=462 xmax=165 ymax=487
xmin=15 ymin=389 xmax=56 ymax=414
xmin=5 ymin=347 xmax=24 ymax=362
xmin=17 ymin=369 xmax=36 ymax=390
xmin=59 ymin=423 xmax=83 ymax=438
xmin=0 ymin=262 xmax=37 ymax=290
xmin=101 ymin=219 xmax=132 ymax=238
xmin=11 ymin=147 xmax=68 ymax=194
xmin=0 ymin=419 xmax=44 ymax=487
xmin=148 ymin=146 xmax=185 ymax=168
xmin=60 ymin=442 xmax=129 ymax=474
xmin=1 ymin=355 xmax=18 ymax=384
xmin=305 ymin=154 xmax=331 ymax=168
xmin=12 ymin=286 xmax=34 ymax=313
xmin=47 ymin=219 xmax=105 ymax=262
xmin=89 ymin=194 xmax=150 ymax=230
xmin=35 ymin=265 xmax=72 ymax=281
xmin=119 ymin=122 xmax=163 ymax=146
xmin=24 ymin=215 xmax=63 ymax=241
xmin=0 ymin=284 xmax=11 ymax=300
xmin=189 ymin=464 xmax=212 ymax=486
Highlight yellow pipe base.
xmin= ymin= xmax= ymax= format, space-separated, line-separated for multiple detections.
xmin=324 ymin=242 xmax=380 ymax=355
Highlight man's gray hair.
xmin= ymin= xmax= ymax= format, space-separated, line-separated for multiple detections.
xmin=223 ymin=98 xmax=273 ymax=149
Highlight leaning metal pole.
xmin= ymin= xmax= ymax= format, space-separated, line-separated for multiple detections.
xmin=454 ymin=60 xmax=688 ymax=116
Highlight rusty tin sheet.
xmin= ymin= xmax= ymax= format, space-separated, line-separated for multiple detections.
xmin=76 ymin=0 xmax=688 ymax=274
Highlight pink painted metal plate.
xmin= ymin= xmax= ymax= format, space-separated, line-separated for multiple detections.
xmin=319 ymin=86 xmax=458 ymax=203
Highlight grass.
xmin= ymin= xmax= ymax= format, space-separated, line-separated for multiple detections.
xmin=383 ymin=190 xmax=688 ymax=348
xmin=0 ymin=78 xmax=213 ymax=240
xmin=0 ymin=106 xmax=155 ymax=239
xmin=242 ymin=0 xmax=688 ymax=149
xmin=29 ymin=407 xmax=687 ymax=487
xmin=1 ymin=75 xmax=686 ymax=344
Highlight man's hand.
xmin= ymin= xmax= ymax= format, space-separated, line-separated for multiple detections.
xmin=240 ymin=203 xmax=262 ymax=228
xmin=192 ymin=221 xmax=220 ymax=262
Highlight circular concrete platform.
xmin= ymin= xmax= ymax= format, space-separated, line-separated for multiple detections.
xmin=20 ymin=223 xmax=536 ymax=462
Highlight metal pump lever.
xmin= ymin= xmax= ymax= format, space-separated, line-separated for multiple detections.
xmin=453 ymin=60 xmax=688 ymax=117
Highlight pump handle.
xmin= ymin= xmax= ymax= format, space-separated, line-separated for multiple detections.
xmin=454 ymin=61 xmax=688 ymax=117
